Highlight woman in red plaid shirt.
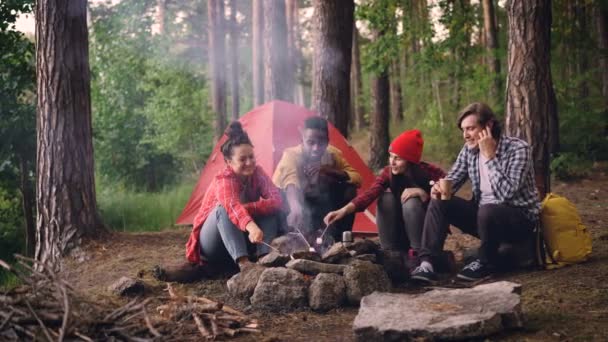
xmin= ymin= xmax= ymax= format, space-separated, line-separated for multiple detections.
xmin=156 ymin=122 xmax=283 ymax=282
xmin=324 ymin=130 xmax=445 ymax=270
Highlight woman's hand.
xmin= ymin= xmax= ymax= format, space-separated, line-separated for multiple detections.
xmin=324 ymin=208 xmax=346 ymax=226
xmin=245 ymin=221 xmax=264 ymax=244
xmin=401 ymin=187 xmax=429 ymax=203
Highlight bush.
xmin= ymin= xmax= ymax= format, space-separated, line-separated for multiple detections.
xmin=550 ymin=153 xmax=592 ymax=181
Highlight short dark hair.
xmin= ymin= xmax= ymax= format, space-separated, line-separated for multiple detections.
xmin=220 ymin=121 xmax=252 ymax=159
xmin=457 ymin=102 xmax=502 ymax=139
xmin=303 ymin=116 xmax=329 ymax=137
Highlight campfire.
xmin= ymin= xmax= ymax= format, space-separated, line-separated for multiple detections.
xmin=227 ymin=235 xmax=396 ymax=312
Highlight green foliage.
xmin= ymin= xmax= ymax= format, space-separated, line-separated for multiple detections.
xmin=0 ymin=0 xmax=34 ymax=288
xmin=90 ymin=0 xmax=213 ymax=191
xmin=97 ymin=179 xmax=195 ymax=232
xmin=550 ymin=153 xmax=592 ymax=181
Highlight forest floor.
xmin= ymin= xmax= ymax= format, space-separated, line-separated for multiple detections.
xmin=61 ymin=164 xmax=608 ymax=341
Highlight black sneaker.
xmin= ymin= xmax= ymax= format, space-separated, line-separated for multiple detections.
xmin=457 ymin=259 xmax=490 ymax=281
xmin=410 ymin=264 xmax=438 ymax=284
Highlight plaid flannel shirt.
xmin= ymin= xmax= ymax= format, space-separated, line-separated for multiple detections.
xmin=186 ymin=165 xmax=282 ymax=264
xmin=446 ymin=136 xmax=541 ymax=222
xmin=351 ymin=162 xmax=446 ymax=211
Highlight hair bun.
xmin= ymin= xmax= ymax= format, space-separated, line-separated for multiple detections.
xmin=225 ymin=121 xmax=244 ymax=139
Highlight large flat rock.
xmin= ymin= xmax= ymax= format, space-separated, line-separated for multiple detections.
xmin=353 ymin=281 xmax=524 ymax=341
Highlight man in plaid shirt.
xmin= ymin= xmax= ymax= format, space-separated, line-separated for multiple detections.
xmin=411 ymin=102 xmax=541 ymax=283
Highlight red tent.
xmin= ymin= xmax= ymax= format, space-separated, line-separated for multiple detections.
xmin=176 ymin=100 xmax=378 ymax=234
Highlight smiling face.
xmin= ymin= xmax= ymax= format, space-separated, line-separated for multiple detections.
xmin=388 ymin=152 xmax=408 ymax=175
xmin=460 ymin=114 xmax=486 ymax=149
xmin=301 ymin=128 xmax=329 ymax=161
xmin=226 ymin=144 xmax=256 ymax=177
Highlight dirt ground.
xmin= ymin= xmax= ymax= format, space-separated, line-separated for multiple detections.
xmin=62 ymin=165 xmax=608 ymax=341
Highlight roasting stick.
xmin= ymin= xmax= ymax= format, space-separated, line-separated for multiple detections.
xmin=260 ymin=241 xmax=280 ymax=253
xmin=292 ymin=226 xmax=313 ymax=249
xmin=316 ymin=224 xmax=331 ymax=244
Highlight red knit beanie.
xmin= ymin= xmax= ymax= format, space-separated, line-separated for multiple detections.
xmin=388 ymin=129 xmax=424 ymax=164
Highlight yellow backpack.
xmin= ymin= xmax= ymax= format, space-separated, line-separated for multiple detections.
xmin=540 ymin=193 xmax=592 ymax=269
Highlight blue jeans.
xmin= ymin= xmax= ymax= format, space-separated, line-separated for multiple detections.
xmin=200 ymin=205 xmax=280 ymax=267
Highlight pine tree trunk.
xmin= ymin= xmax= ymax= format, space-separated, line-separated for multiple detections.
xmin=208 ymin=0 xmax=227 ymax=140
xmin=351 ymin=22 xmax=365 ymax=131
xmin=482 ymin=0 xmax=500 ymax=98
xmin=286 ymin=0 xmax=305 ymax=105
xmin=311 ymin=0 xmax=354 ymax=137
xmin=252 ymin=0 xmax=264 ymax=106
xmin=228 ymin=0 xmax=239 ymax=120
xmin=156 ymin=0 xmax=165 ymax=35
xmin=598 ymin=4 xmax=608 ymax=101
xmin=574 ymin=1 xmax=589 ymax=108
xmin=390 ymin=61 xmax=403 ymax=123
xmin=263 ymin=0 xmax=293 ymax=102
xmin=505 ymin=0 xmax=558 ymax=199
xmin=35 ymin=0 xmax=103 ymax=268
xmin=18 ymin=155 xmax=35 ymax=258
xmin=369 ymin=71 xmax=390 ymax=172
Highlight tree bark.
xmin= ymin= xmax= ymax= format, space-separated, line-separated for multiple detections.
xmin=35 ymin=0 xmax=103 ymax=268
xmin=598 ymin=4 xmax=608 ymax=102
xmin=18 ymin=155 xmax=35 ymax=258
xmin=228 ymin=0 xmax=239 ymax=120
xmin=311 ymin=0 xmax=354 ymax=137
xmin=263 ymin=0 xmax=293 ymax=102
xmin=351 ymin=22 xmax=365 ymax=131
xmin=369 ymin=70 xmax=390 ymax=172
xmin=208 ymin=0 xmax=227 ymax=141
xmin=505 ymin=0 xmax=558 ymax=199
xmin=482 ymin=0 xmax=500 ymax=98
xmin=252 ymin=0 xmax=264 ymax=106
xmin=390 ymin=60 xmax=403 ymax=123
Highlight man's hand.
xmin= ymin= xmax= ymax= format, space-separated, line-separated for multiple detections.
xmin=245 ymin=221 xmax=264 ymax=244
xmin=401 ymin=187 xmax=429 ymax=203
xmin=287 ymin=205 xmax=304 ymax=230
xmin=319 ymin=165 xmax=349 ymax=182
xmin=303 ymin=163 xmax=321 ymax=179
xmin=430 ymin=182 xmax=443 ymax=200
xmin=478 ymin=126 xmax=497 ymax=160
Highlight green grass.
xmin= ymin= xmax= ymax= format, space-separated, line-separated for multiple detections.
xmin=97 ymin=180 xmax=196 ymax=232
xmin=0 ymin=270 xmax=20 ymax=291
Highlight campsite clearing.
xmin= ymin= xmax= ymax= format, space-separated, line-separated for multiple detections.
xmin=59 ymin=165 xmax=608 ymax=341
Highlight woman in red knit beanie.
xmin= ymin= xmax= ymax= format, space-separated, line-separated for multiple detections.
xmin=324 ymin=129 xmax=445 ymax=278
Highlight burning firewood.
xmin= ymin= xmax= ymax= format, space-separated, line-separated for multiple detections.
xmin=0 ymin=256 xmax=261 ymax=341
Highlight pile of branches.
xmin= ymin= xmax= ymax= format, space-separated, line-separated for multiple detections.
xmin=0 ymin=256 xmax=260 ymax=341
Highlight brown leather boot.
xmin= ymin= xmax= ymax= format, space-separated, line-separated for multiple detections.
xmin=152 ymin=261 xmax=211 ymax=283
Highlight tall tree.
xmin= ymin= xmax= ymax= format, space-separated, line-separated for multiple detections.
xmin=252 ymin=0 xmax=264 ymax=106
xmin=311 ymin=0 xmax=354 ymax=137
xmin=505 ymin=0 xmax=558 ymax=198
xmin=263 ymin=0 xmax=292 ymax=102
xmin=390 ymin=60 xmax=403 ymax=123
xmin=228 ymin=0 xmax=239 ymax=119
xmin=286 ymin=0 xmax=305 ymax=105
xmin=598 ymin=3 xmax=608 ymax=101
xmin=351 ymin=22 xmax=365 ymax=131
xmin=35 ymin=0 xmax=103 ymax=267
xmin=482 ymin=0 xmax=500 ymax=97
xmin=208 ymin=0 xmax=227 ymax=141
xmin=156 ymin=0 xmax=165 ymax=35
xmin=369 ymin=68 xmax=390 ymax=172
